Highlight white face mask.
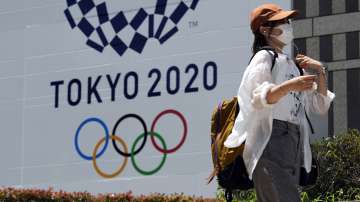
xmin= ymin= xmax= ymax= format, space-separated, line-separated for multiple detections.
xmin=270 ymin=23 xmax=294 ymax=45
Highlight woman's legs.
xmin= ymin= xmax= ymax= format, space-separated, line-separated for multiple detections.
xmin=252 ymin=120 xmax=302 ymax=202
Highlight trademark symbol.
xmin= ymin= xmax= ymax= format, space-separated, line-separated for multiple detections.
xmin=189 ymin=20 xmax=199 ymax=28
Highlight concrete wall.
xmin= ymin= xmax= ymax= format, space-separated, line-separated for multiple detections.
xmin=292 ymin=0 xmax=360 ymax=137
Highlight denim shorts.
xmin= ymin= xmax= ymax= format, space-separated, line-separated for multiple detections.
xmin=252 ymin=119 xmax=302 ymax=202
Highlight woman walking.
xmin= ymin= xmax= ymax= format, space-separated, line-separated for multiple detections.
xmin=224 ymin=3 xmax=335 ymax=202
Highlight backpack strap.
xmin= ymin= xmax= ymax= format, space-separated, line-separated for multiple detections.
xmin=270 ymin=50 xmax=278 ymax=72
xmin=305 ymin=110 xmax=315 ymax=134
xmin=294 ymin=61 xmax=315 ymax=134
xmin=248 ymin=46 xmax=278 ymax=72
xmin=295 ymin=61 xmax=304 ymax=76
xmin=225 ymin=189 xmax=233 ymax=202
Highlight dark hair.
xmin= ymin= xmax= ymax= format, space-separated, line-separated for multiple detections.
xmin=251 ymin=20 xmax=287 ymax=54
xmin=252 ymin=31 xmax=270 ymax=54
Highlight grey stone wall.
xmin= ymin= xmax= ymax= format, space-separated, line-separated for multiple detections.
xmin=292 ymin=0 xmax=360 ymax=137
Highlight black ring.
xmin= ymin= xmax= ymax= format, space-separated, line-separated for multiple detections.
xmin=112 ymin=113 xmax=148 ymax=157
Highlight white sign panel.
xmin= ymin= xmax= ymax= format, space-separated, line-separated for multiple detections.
xmin=0 ymin=0 xmax=291 ymax=197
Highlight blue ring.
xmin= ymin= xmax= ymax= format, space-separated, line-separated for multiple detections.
xmin=75 ymin=117 xmax=109 ymax=160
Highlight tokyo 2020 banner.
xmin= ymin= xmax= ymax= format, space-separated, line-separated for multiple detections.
xmin=0 ymin=0 xmax=289 ymax=197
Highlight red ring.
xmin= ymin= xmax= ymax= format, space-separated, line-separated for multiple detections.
xmin=150 ymin=109 xmax=187 ymax=154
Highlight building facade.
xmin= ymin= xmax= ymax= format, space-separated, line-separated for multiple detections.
xmin=292 ymin=0 xmax=360 ymax=137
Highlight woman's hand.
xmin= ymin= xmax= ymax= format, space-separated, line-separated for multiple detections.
xmin=285 ymin=75 xmax=317 ymax=92
xmin=295 ymin=54 xmax=323 ymax=72
xmin=295 ymin=54 xmax=328 ymax=96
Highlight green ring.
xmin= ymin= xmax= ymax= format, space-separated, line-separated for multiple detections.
xmin=131 ymin=131 xmax=167 ymax=175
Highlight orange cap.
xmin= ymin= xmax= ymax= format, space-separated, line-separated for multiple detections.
xmin=250 ymin=3 xmax=298 ymax=33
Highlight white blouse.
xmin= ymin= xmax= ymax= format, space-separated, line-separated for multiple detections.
xmin=271 ymin=53 xmax=306 ymax=125
xmin=223 ymin=50 xmax=335 ymax=180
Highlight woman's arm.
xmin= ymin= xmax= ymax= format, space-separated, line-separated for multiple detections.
xmin=247 ymin=51 xmax=318 ymax=109
xmin=296 ymin=54 xmax=328 ymax=95
xmin=245 ymin=50 xmax=277 ymax=110
xmin=295 ymin=54 xmax=336 ymax=114
xmin=316 ymin=67 xmax=328 ymax=96
xmin=265 ymin=75 xmax=317 ymax=104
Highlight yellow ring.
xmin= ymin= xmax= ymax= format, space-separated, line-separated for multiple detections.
xmin=92 ymin=135 xmax=128 ymax=178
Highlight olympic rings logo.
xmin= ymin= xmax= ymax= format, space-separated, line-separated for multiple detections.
xmin=74 ymin=109 xmax=187 ymax=178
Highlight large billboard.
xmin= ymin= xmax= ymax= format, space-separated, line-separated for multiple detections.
xmin=0 ymin=0 xmax=292 ymax=197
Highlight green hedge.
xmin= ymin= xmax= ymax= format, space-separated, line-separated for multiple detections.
xmin=217 ymin=129 xmax=360 ymax=202
xmin=304 ymin=129 xmax=360 ymax=201
xmin=0 ymin=188 xmax=217 ymax=202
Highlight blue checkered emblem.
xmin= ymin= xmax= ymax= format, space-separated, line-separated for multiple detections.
xmin=64 ymin=0 xmax=199 ymax=56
